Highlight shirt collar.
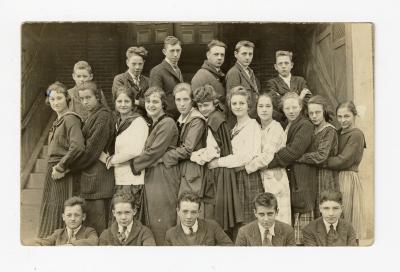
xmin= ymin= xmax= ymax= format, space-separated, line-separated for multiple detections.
xmin=323 ymin=218 xmax=339 ymax=232
xmin=258 ymin=223 xmax=275 ymax=237
xmin=165 ymin=58 xmax=178 ymax=69
xmin=118 ymin=221 xmax=134 ymax=235
xmin=181 ymin=219 xmax=199 ymax=235
xmin=128 ymin=71 xmax=140 ymax=82
xmin=237 ymin=61 xmax=249 ymax=71
xmin=66 ymin=225 xmax=81 ymax=238
xmin=177 ymin=107 xmax=194 ymax=124
xmin=279 ymin=73 xmax=291 ymax=84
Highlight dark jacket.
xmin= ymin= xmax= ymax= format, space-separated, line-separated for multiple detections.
xmin=165 ymin=219 xmax=233 ymax=246
xmin=268 ymin=115 xmax=317 ymax=213
xmin=35 ymin=225 xmax=98 ymax=246
xmin=235 ymin=220 xmax=296 ymax=246
xmin=303 ymin=217 xmax=358 ymax=246
xmin=99 ymin=221 xmax=156 ymax=246
xmin=149 ymin=60 xmax=183 ymax=119
xmin=191 ymin=60 xmax=226 ymax=104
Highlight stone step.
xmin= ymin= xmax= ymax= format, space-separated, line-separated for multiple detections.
xmin=26 ymin=173 xmax=46 ymax=189
xmin=20 ymin=204 xmax=40 ymax=242
xmin=39 ymin=145 xmax=48 ymax=159
xmin=34 ymin=158 xmax=48 ymax=173
xmin=21 ymin=188 xmax=44 ymax=205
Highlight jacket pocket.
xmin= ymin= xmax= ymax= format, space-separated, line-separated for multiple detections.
xmin=80 ymin=171 xmax=97 ymax=194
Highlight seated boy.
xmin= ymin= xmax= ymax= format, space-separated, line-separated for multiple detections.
xmin=266 ymin=50 xmax=312 ymax=122
xmin=67 ymin=60 xmax=109 ymax=121
xmin=165 ymin=191 xmax=233 ymax=246
xmin=303 ymin=190 xmax=357 ymax=246
xmin=34 ymin=196 xmax=98 ymax=246
xmin=99 ymin=192 xmax=156 ymax=246
xmin=236 ymin=192 xmax=295 ymax=246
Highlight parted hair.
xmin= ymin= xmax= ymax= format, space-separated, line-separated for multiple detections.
xmin=164 ymin=35 xmax=181 ymax=49
xmin=227 ymin=85 xmax=254 ymax=110
xmin=177 ymin=191 xmax=201 ymax=209
xmin=111 ymin=192 xmax=137 ymax=210
xmin=207 ymin=39 xmax=227 ymax=51
xmin=308 ymin=95 xmax=334 ymax=122
xmin=126 ymin=46 xmax=148 ymax=60
xmin=336 ymin=101 xmax=358 ymax=117
xmin=64 ymin=196 xmax=86 ymax=214
xmin=280 ymin=91 xmax=302 ymax=110
xmin=193 ymin=84 xmax=219 ymax=104
xmin=253 ymin=192 xmax=279 ymax=211
xmin=235 ymin=40 xmax=255 ymax=52
xmin=76 ymin=81 xmax=102 ymax=103
xmin=113 ymin=86 xmax=136 ymax=111
xmin=319 ymin=190 xmax=343 ymax=205
xmin=73 ymin=60 xmax=93 ymax=74
xmin=45 ymin=81 xmax=71 ymax=106
xmin=144 ymin=86 xmax=168 ymax=110
xmin=275 ymin=50 xmax=293 ymax=61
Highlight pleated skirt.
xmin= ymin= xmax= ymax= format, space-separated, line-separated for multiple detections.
xmin=37 ymin=162 xmax=72 ymax=238
xmin=339 ymin=170 xmax=366 ymax=239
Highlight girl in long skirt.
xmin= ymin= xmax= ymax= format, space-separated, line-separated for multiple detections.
xmin=191 ymin=84 xmax=244 ymax=236
xmin=245 ymin=93 xmax=291 ymax=225
xmin=105 ymin=86 xmax=149 ymax=222
xmin=37 ymin=82 xmax=85 ymax=238
xmin=322 ymin=101 xmax=366 ymax=242
xmin=208 ymin=86 xmax=264 ymax=229
xmin=297 ymin=95 xmax=339 ymax=217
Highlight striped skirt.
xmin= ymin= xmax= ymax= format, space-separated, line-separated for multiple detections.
xmin=37 ymin=162 xmax=73 ymax=238
xmin=315 ymin=168 xmax=339 ymax=216
xmin=293 ymin=211 xmax=314 ymax=245
xmin=236 ymin=170 xmax=264 ymax=224
xmin=339 ymin=170 xmax=366 ymax=239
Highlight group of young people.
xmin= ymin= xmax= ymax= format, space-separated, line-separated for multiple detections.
xmin=31 ymin=35 xmax=366 ymax=247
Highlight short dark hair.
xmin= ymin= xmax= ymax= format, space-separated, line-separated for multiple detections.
xmin=235 ymin=40 xmax=255 ymax=52
xmin=336 ymin=101 xmax=358 ymax=117
xmin=144 ymin=86 xmax=168 ymax=110
xmin=319 ymin=190 xmax=343 ymax=205
xmin=177 ymin=191 xmax=201 ymax=210
xmin=111 ymin=192 xmax=137 ymax=210
xmin=113 ymin=86 xmax=136 ymax=109
xmin=77 ymin=81 xmax=102 ymax=103
xmin=64 ymin=196 xmax=86 ymax=214
xmin=193 ymin=84 xmax=219 ymax=104
xmin=253 ymin=192 xmax=278 ymax=211
xmin=164 ymin=36 xmax=181 ymax=49
xmin=308 ymin=95 xmax=334 ymax=122
xmin=45 ymin=81 xmax=71 ymax=106
xmin=207 ymin=39 xmax=227 ymax=51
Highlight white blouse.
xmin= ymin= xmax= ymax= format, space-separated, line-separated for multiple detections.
xmin=190 ymin=128 xmax=220 ymax=165
xmin=218 ymin=118 xmax=261 ymax=168
xmin=113 ymin=116 xmax=149 ymax=185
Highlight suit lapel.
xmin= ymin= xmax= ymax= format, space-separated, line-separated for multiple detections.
xmin=335 ymin=219 xmax=348 ymax=245
xmin=123 ymin=221 xmax=141 ymax=245
xmin=316 ymin=218 xmax=328 ymax=246
xmin=60 ymin=228 xmax=69 ymax=244
xmin=235 ymin=63 xmax=258 ymax=93
xmin=195 ymin=220 xmax=207 ymax=245
xmin=276 ymin=76 xmax=290 ymax=92
xmin=162 ymin=60 xmax=182 ymax=81
xmin=272 ymin=222 xmax=283 ymax=246
xmin=249 ymin=221 xmax=262 ymax=246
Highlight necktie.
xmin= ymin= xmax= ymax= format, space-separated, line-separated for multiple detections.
xmin=68 ymin=230 xmax=76 ymax=244
xmin=118 ymin=226 xmax=128 ymax=243
xmin=189 ymin=227 xmax=194 ymax=235
xmin=173 ymin=65 xmax=183 ymax=81
xmin=262 ymin=229 xmax=273 ymax=246
xmin=327 ymin=224 xmax=337 ymax=246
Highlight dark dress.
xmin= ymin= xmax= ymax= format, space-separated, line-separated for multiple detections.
xmin=200 ymin=110 xmax=244 ymax=231
xmin=37 ymin=112 xmax=85 ymax=238
xmin=130 ymin=114 xmax=180 ymax=245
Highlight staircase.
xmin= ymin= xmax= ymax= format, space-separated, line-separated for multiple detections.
xmin=20 ymin=145 xmax=48 ymax=242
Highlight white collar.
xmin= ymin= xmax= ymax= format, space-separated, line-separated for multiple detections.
xmin=323 ymin=219 xmax=339 ymax=233
xmin=128 ymin=71 xmax=140 ymax=81
xmin=258 ymin=222 xmax=275 ymax=237
xmin=177 ymin=108 xmax=194 ymax=124
xmin=66 ymin=225 xmax=81 ymax=237
xmin=279 ymin=73 xmax=291 ymax=85
xmin=118 ymin=221 xmax=134 ymax=234
xmin=181 ymin=220 xmax=199 ymax=235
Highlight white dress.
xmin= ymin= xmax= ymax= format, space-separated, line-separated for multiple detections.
xmin=245 ymin=120 xmax=291 ymax=225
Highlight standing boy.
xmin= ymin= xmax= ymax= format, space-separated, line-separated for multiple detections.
xmin=303 ymin=190 xmax=358 ymax=246
xmin=149 ymin=36 xmax=183 ymax=119
xmin=99 ymin=192 xmax=156 ymax=246
xmin=235 ymin=192 xmax=295 ymax=246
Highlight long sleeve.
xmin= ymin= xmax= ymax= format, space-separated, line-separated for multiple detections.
xmin=285 ymin=228 xmax=296 ymax=246
xmin=218 ymin=121 xmax=261 ymax=168
xmin=141 ymin=228 xmax=157 ymax=246
xmin=132 ymin=118 xmax=178 ymax=172
xmin=225 ymin=69 xmax=241 ymax=97
xmin=298 ymin=127 xmax=337 ymax=165
xmin=149 ymin=68 xmax=163 ymax=88
xmin=73 ymin=113 xmax=114 ymax=171
xmin=246 ymin=122 xmax=285 ymax=173
xmin=190 ymin=129 xmax=220 ymax=165
xmin=213 ymin=223 xmax=234 ymax=246
xmin=71 ymin=228 xmax=99 ymax=246
xmin=55 ymin=116 xmax=85 ymax=172
xmin=302 ymin=227 xmax=318 ymax=246
xmin=162 ymin=118 xmax=206 ymax=167
xmin=111 ymin=118 xmax=149 ymax=164
xmin=326 ymin=130 xmax=365 ymax=170
xmin=34 ymin=231 xmax=60 ymax=246
xmin=234 ymin=228 xmax=249 ymax=246
xmin=98 ymin=230 xmax=110 ymax=246
xmin=268 ymin=119 xmax=314 ymax=169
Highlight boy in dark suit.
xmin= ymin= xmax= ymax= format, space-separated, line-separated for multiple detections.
xmin=303 ymin=191 xmax=357 ymax=246
xmin=165 ymin=191 xmax=233 ymax=246
xmin=33 ymin=196 xmax=98 ymax=246
xmin=225 ymin=40 xmax=260 ymax=128
xmin=149 ymin=36 xmax=183 ymax=119
xmin=266 ymin=50 xmax=312 ymax=122
xmin=236 ymin=192 xmax=295 ymax=246
xmin=99 ymin=192 xmax=156 ymax=246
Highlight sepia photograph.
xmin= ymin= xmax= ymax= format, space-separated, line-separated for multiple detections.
xmin=20 ymin=21 xmax=374 ymax=247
